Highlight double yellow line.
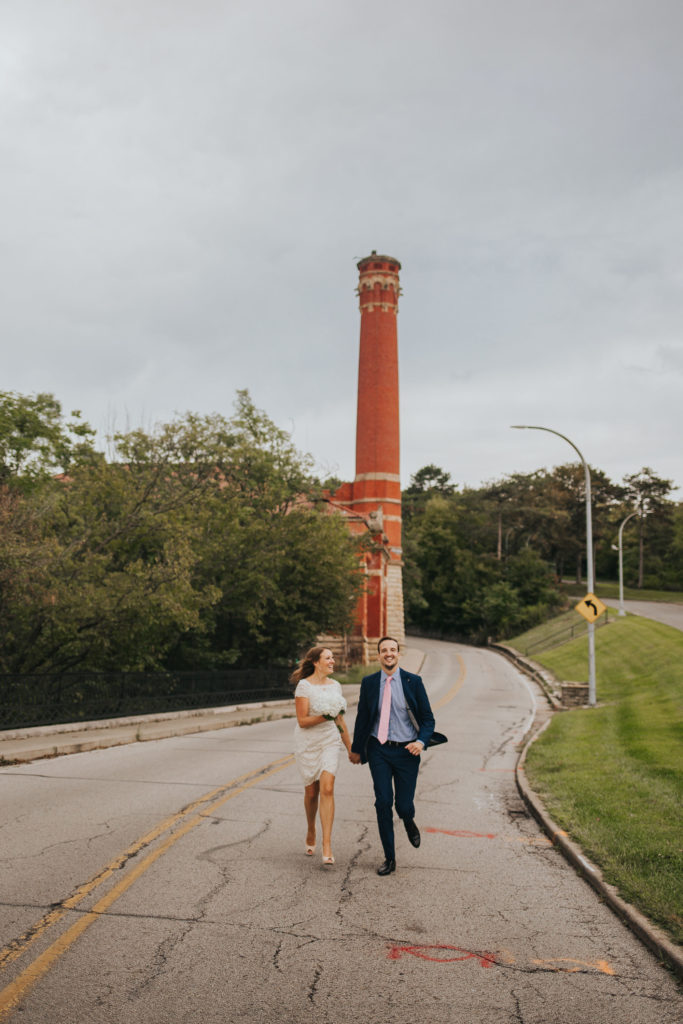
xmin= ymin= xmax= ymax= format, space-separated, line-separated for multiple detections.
xmin=0 ymin=754 xmax=294 ymax=1020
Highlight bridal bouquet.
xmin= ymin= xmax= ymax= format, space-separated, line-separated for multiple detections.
xmin=313 ymin=690 xmax=347 ymax=732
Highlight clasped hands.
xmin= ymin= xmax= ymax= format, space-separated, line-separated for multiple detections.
xmin=348 ymin=742 xmax=422 ymax=763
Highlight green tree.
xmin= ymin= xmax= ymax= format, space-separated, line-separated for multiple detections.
xmin=401 ymin=492 xmax=560 ymax=643
xmin=403 ymin=464 xmax=457 ymax=522
xmin=0 ymin=391 xmax=97 ymax=490
xmin=623 ymin=468 xmax=674 ymax=588
xmin=0 ymin=391 xmax=362 ymax=675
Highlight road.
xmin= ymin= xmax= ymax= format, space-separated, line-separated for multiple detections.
xmin=603 ymin=599 xmax=683 ymax=632
xmin=1 ymin=638 xmax=680 ymax=1024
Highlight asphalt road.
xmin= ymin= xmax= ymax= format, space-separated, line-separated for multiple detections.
xmin=603 ymin=599 xmax=683 ymax=632
xmin=1 ymin=638 xmax=680 ymax=1024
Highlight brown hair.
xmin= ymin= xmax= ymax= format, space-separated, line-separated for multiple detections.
xmin=290 ymin=646 xmax=328 ymax=687
xmin=377 ymin=636 xmax=400 ymax=652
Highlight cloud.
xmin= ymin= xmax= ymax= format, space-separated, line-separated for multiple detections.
xmin=1 ymin=0 xmax=682 ymax=499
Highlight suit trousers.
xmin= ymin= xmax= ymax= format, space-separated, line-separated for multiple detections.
xmin=367 ymin=737 xmax=421 ymax=860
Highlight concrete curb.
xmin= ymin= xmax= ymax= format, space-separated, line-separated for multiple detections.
xmin=0 ymin=695 xmax=313 ymax=741
xmin=489 ymin=642 xmax=563 ymax=710
xmin=516 ymin=719 xmax=683 ymax=979
xmin=0 ymin=685 xmax=363 ymax=765
xmin=0 ymin=706 xmax=295 ymax=765
xmin=0 ymin=698 xmax=294 ymax=741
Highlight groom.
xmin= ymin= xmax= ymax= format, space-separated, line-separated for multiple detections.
xmin=350 ymin=636 xmax=435 ymax=875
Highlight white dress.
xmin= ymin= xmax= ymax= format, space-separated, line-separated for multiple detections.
xmin=293 ymin=679 xmax=347 ymax=785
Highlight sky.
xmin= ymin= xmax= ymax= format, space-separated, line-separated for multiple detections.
xmin=2 ymin=0 xmax=682 ymax=498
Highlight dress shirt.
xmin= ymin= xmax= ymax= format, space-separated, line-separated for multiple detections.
xmin=371 ymin=670 xmax=419 ymax=744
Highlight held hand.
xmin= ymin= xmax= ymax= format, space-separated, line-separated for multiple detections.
xmin=405 ymin=742 xmax=423 ymax=756
xmin=348 ymin=751 xmax=361 ymax=764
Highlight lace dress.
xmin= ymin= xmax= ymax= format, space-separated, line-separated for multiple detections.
xmin=293 ymin=679 xmax=347 ymax=785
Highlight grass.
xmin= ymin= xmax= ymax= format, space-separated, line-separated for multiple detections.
xmin=335 ymin=661 xmax=380 ymax=685
xmin=508 ymin=614 xmax=683 ymax=943
xmin=561 ymin=581 xmax=683 ymax=604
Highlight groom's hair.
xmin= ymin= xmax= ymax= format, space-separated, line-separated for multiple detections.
xmin=377 ymin=636 xmax=400 ymax=652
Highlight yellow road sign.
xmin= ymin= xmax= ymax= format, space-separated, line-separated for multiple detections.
xmin=575 ymin=593 xmax=607 ymax=622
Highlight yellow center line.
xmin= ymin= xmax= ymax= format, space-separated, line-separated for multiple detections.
xmin=0 ymin=755 xmax=294 ymax=1019
xmin=0 ymin=753 xmax=293 ymax=972
xmin=433 ymin=652 xmax=466 ymax=710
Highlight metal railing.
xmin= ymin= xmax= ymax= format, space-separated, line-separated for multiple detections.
xmin=0 ymin=668 xmax=293 ymax=731
xmin=523 ymin=609 xmax=611 ymax=657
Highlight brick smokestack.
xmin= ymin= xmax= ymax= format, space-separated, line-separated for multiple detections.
xmin=355 ymin=252 xmax=401 ymax=480
xmin=352 ymin=251 xmax=404 ymax=646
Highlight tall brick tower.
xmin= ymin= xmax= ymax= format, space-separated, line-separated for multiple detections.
xmin=332 ymin=251 xmax=405 ymax=661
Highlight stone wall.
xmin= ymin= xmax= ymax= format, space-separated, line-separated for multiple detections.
xmin=560 ymin=682 xmax=589 ymax=707
xmin=385 ymin=562 xmax=405 ymax=644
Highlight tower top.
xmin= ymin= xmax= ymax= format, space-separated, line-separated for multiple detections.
xmin=357 ymin=251 xmax=401 ymax=272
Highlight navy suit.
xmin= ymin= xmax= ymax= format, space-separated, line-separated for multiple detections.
xmin=352 ymin=668 xmax=435 ymax=860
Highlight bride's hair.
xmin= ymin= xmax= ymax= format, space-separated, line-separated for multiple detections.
xmin=290 ymin=646 xmax=327 ymax=686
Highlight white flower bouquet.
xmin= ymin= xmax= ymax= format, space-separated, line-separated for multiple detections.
xmin=311 ymin=689 xmax=347 ymax=731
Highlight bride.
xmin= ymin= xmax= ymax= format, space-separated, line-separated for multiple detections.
xmin=291 ymin=646 xmax=353 ymax=866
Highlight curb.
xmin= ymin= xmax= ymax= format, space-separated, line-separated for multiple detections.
xmin=0 ymin=685 xmax=362 ymax=765
xmin=0 ymin=698 xmax=297 ymax=742
xmin=0 ymin=707 xmax=296 ymax=765
xmin=516 ymin=720 xmax=683 ymax=979
xmin=489 ymin=642 xmax=563 ymax=710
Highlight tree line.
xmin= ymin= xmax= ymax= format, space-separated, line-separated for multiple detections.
xmin=0 ymin=390 xmax=361 ymax=675
xmin=402 ymin=463 xmax=682 ymax=643
xmin=2 ymin=390 xmax=680 ymax=671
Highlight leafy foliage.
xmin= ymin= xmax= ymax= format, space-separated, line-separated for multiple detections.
xmin=0 ymin=391 xmax=97 ymax=489
xmin=403 ymin=461 xmax=681 ymax=644
xmin=0 ymin=391 xmax=360 ymax=674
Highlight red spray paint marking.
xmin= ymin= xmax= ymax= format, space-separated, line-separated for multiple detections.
xmin=425 ymin=827 xmax=496 ymax=840
xmin=388 ymin=944 xmax=497 ymax=968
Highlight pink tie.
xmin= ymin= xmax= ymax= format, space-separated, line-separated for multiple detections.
xmin=378 ymin=676 xmax=393 ymax=745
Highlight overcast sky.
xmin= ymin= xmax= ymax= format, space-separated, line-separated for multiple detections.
xmin=3 ymin=1 xmax=682 ymax=498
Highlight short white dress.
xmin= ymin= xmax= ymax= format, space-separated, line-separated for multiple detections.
xmin=293 ymin=679 xmax=347 ymax=785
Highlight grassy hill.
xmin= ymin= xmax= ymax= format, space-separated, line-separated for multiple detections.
xmin=508 ymin=613 xmax=683 ymax=944
xmin=510 ymin=607 xmax=614 ymax=658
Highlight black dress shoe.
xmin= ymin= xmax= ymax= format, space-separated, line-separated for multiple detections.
xmin=377 ymin=859 xmax=396 ymax=876
xmin=404 ymin=818 xmax=421 ymax=848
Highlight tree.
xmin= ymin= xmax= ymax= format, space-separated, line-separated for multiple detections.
xmin=0 ymin=391 xmax=362 ymax=675
xmin=401 ymin=492 xmax=561 ymax=644
xmin=403 ymin=464 xmax=457 ymax=522
xmin=548 ymin=464 xmax=623 ymax=584
xmin=623 ymin=468 xmax=674 ymax=587
xmin=0 ymin=391 xmax=97 ymax=490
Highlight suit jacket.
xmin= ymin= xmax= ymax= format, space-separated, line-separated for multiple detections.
xmin=351 ymin=667 xmax=436 ymax=765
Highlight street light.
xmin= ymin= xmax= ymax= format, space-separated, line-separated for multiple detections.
xmin=511 ymin=425 xmax=596 ymax=706
xmin=616 ymin=511 xmax=640 ymax=616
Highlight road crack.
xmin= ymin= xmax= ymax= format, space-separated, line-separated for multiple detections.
xmin=308 ymin=964 xmax=322 ymax=1004
xmin=335 ymin=824 xmax=370 ymax=920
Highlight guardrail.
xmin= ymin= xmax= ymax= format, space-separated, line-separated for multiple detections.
xmin=0 ymin=668 xmax=293 ymax=730
xmin=523 ymin=609 xmax=612 ymax=657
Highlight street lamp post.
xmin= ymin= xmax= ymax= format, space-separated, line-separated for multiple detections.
xmin=617 ymin=511 xmax=640 ymax=616
xmin=511 ymin=425 xmax=596 ymax=706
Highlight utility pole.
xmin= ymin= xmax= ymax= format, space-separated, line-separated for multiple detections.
xmin=617 ymin=511 xmax=640 ymax=616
